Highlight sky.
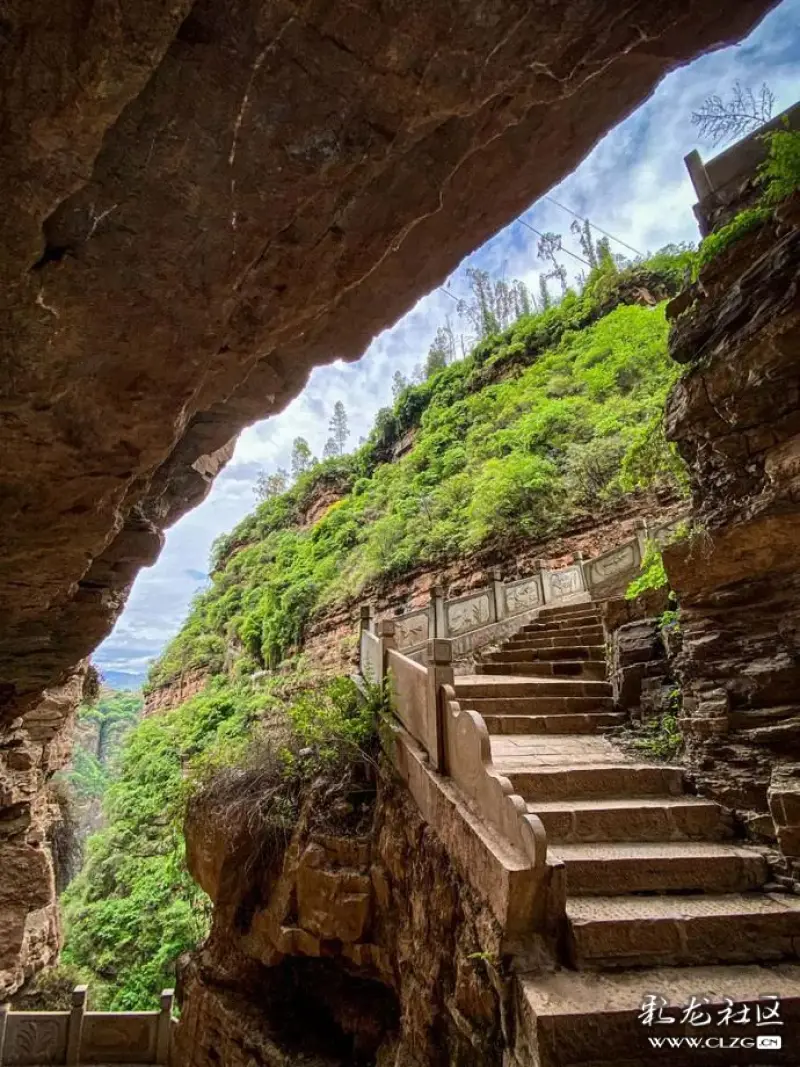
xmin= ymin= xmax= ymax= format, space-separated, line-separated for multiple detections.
xmin=96 ymin=0 xmax=800 ymax=687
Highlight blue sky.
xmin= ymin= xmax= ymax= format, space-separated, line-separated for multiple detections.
xmin=96 ymin=0 xmax=800 ymax=686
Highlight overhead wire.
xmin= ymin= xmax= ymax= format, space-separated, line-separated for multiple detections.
xmin=544 ymin=194 xmax=644 ymax=257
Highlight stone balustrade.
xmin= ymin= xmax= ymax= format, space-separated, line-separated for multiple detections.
xmin=0 ymin=986 xmax=175 ymax=1066
xmin=356 ymin=516 xmax=684 ymax=938
xmin=361 ymin=516 xmax=684 ymax=662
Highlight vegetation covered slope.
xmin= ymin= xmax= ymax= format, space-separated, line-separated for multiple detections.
xmin=149 ymin=251 xmax=691 ymax=690
xmin=60 ymin=249 xmax=694 ymax=1009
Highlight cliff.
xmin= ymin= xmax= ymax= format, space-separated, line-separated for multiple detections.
xmin=0 ymin=667 xmax=86 ymax=1000
xmin=664 ymin=192 xmax=800 ymax=870
xmin=176 ymin=767 xmax=512 ymax=1067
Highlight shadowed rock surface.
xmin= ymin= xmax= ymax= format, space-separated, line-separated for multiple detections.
xmin=664 ymin=194 xmax=800 ymax=869
xmin=0 ymin=0 xmax=776 ymax=721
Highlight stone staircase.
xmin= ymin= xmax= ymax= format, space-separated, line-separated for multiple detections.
xmin=455 ymin=601 xmax=800 ymax=1066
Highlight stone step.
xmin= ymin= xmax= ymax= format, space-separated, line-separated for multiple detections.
xmin=518 ymin=964 xmax=800 ymax=1067
xmin=504 ymin=763 xmax=685 ymax=800
xmin=484 ymin=712 xmax=625 ymax=735
xmin=465 ymin=695 xmax=615 ymax=716
xmin=551 ymin=841 xmax=768 ymax=895
xmin=486 ymin=645 xmax=606 ymax=663
xmin=567 ymin=893 xmax=800 ymax=969
xmin=522 ymin=615 xmax=601 ymax=633
xmin=528 ymin=796 xmax=730 ymax=843
xmin=506 ymin=628 xmax=605 ymax=648
xmin=454 ymin=676 xmax=612 ymax=699
xmin=480 ymin=659 xmax=607 ymax=680
xmin=537 ymin=601 xmax=598 ymax=620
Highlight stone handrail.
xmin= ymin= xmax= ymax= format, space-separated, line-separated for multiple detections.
xmin=0 ymin=986 xmax=174 ymax=1065
xmin=364 ymin=623 xmax=546 ymax=876
xmin=361 ymin=515 xmax=684 ymax=660
xmin=440 ymin=684 xmax=547 ymax=869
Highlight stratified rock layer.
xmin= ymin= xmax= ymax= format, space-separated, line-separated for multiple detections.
xmin=664 ymin=196 xmax=800 ymax=872
xmin=176 ymin=773 xmax=508 ymax=1066
xmin=0 ymin=0 xmax=776 ymax=721
xmin=0 ymin=667 xmax=86 ymax=999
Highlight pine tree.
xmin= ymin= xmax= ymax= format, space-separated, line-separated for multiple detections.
xmin=322 ymin=438 xmax=339 ymax=459
xmin=290 ymin=437 xmax=314 ymax=479
xmin=328 ymin=401 xmax=349 ymax=455
xmin=571 ymin=218 xmax=598 ymax=269
xmin=538 ymin=274 xmax=551 ymax=311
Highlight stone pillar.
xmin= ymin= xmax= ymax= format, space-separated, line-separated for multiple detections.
xmin=359 ymin=603 xmax=374 ymax=634
xmin=358 ymin=604 xmax=374 ymax=676
xmin=426 ymin=639 xmax=453 ymax=774
xmin=634 ymin=518 xmax=649 ymax=564
xmin=574 ymin=551 xmax=588 ymax=594
xmin=429 ymin=584 xmax=446 ymax=638
xmin=377 ymin=618 xmax=396 ymax=679
xmin=488 ymin=567 xmax=504 ymax=621
xmin=536 ymin=559 xmax=551 ymax=604
xmin=66 ymin=985 xmax=87 ymax=1066
xmin=684 ymin=149 xmax=714 ymax=202
xmin=156 ymin=989 xmax=175 ymax=1065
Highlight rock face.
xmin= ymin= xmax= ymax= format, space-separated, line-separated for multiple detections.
xmin=176 ymin=772 xmax=508 ymax=1066
xmin=664 ymin=195 xmax=800 ymax=872
xmin=0 ymin=667 xmax=86 ymax=999
xmin=0 ymin=0 xmax=777 ymax=723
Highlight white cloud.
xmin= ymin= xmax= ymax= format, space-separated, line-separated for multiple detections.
xmin=95 ymin=0 xmax=800 ymax=681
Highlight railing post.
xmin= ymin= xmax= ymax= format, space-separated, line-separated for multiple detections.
xmin=536 ymin=559 xmax=551 ymax=604
xmin=426 ymin=638 xmax=453 ymax=774
xmin=488 ymin=567 xmax=504 ymax=621
xmin=0 ymin=1001 xmax=9 ymax=1067
xmin=377 ymin=618 xmax=396 ymax=679
xmin=66 ymin=985 xmax=87 ymax=1066
xmin=429 ymin=584 xmax=446 ymax=639
xmin=156 ymin=989 xmax=174 ymax=1065
xmin=574 ymin=551 xmax=588 ymax=593
xmin=359 ymin=603 xmax=374 ymax=634
xmin=684 ymin=148 xmax=714 ymax=202
xmin=358 ymin=604 xmax=374 ymax=675
xmin=634 ymin=518 xmax=649 ymax=564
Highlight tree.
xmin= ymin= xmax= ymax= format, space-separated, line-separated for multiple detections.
xmin=322 ymin=437 xmax=339 ymax=459
xmin=391 ymin=370 xmax=409 ymax=400
xmin=290 ymin=437 xmax=314 ymax=479
xmin=571 ymin=218 xmax=598 ymax=269
xmin=595 ymin=236 xmax=616 ymax=273
xmin=328 ymin=401 xmax=350 ymax=456
xmin=537 ymin=231 xmax=568 ymax=295
xmin=691 ymin=81 xmax=775 ymax=146
xmin=538 ymin=274 xmax=551 ymax=310
xmin=424 ymin=325 xmax=455 ymax=378
xmin=457 ymin=267 xmax=500 ymax=339
xmin=255 ymin=468 xmax=289 ymax=501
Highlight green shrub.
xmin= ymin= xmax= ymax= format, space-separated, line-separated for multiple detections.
xmin=759 ymin=126 xmax=800 ymax=204
xmin=625 ymin=540 xmax=669 ymax=600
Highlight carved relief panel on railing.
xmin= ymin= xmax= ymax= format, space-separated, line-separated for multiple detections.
xmin=446 ymin=591 xmax=492 ymax=636
xmin=545 ymin=563 xmax=582 ymax=600
xmin=586 ymin=541 xmax=640 ymax=587
xmin=392 ymin=609 xmax=429 ymax=649
xmin=3 ymin=1014 xmax=68 ymax=1066
xmin=502 ymin=575 xmax=542 ymax=615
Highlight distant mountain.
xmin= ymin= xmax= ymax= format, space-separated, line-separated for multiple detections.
xmin=98 ymin=670 xmax=147 ymax=690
